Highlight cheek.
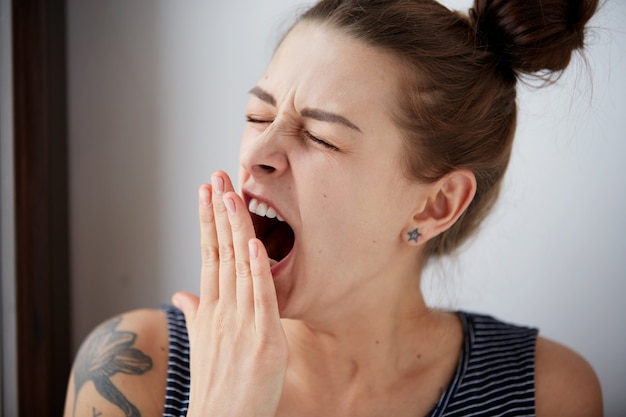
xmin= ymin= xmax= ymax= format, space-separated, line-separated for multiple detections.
xmin=305 ymin=187 xmax=394 ymax=250
xmin=332 ymin=177 xmax=410 ymax=241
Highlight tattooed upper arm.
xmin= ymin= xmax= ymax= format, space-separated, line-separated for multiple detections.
xmin=64 ymin=309 xmax=169 ymax=417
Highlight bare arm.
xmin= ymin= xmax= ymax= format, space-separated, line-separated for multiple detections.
xmin=63 ymin=309 xmax=169 ymax=417
xmin=535 ymin=336 xmax=603 ymax=417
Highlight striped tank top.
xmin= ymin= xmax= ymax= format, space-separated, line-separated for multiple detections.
xmin=160 ymin=305 xmax=538 ymax=417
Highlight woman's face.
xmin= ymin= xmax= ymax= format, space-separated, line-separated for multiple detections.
xmin=238 ymin=23 xmax=428 ymax=319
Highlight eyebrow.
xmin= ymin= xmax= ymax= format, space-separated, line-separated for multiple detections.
xmin=248 ymin=86 xmax=362 ymax=133
xmin=248 ymin=86 xmax=276 ymax=107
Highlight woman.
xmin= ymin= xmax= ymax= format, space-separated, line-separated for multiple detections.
xmin=64 ymin=0 xmax=603 ymax=416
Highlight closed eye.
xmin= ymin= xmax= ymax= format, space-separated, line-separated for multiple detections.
xmin=246 ymin=116 xmax=273 ymax=124
xmin=303 ymin=131 xmax=338 ymax=151
xmin=247 ymin=115 xmax=338 ymax=151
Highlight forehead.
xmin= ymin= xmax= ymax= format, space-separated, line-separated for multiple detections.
xmin=259 ymin=22 xmax=402 ymax=117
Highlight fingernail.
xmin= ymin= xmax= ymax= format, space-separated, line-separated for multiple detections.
xmin=248 ymin=239 xmax=259 ymax=259
xmin=212 ymin=175 xmax=224 ymax=195
xmin=224 ymin=196 xmax=236 ymax=214
xmin=200 ymin=187 xmax=210 ymax=206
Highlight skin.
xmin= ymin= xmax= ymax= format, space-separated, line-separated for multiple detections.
xmin=63 ymin=22 xmax=603 ymax=417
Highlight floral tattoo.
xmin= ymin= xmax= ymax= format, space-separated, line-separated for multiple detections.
xmin=72 ymin=316 xmax=153 ymax=417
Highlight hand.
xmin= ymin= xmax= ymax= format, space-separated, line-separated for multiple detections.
xmin=173 ymin=171 xmax=288 ymax=417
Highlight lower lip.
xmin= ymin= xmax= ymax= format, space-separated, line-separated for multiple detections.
xmin=270 ymin=246 xmax=294 ymax=278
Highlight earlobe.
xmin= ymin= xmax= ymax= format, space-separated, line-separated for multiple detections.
xmin=405 ymin=170 xmax=476 ymax=245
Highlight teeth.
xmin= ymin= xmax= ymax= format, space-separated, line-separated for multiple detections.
xmin=256 ymin=202 xmax=268 ymax=216
xmin=248 ymin=198 xmax=285 ymax=222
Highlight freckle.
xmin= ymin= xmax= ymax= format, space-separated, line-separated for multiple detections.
xmin=323 ymin=194 xmax=327 ymax=198
xmin=375 ymin=340 xmax=380 ymax=345
xmin=416 ymin=353 xmax=422 ymax=359
xmin=372 ymin=240 xmax=376 ymax=244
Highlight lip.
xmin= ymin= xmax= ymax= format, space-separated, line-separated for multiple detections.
xmin=242 ymin=189 xmax=295 ymax=277
xmin=270 ymin=248 xmax=293 ymax=277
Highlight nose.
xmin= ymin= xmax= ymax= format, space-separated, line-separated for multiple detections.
xmin=239 ymin=123 xmax=289 ymax=178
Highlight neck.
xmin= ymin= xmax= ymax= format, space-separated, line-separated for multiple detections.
xmin=281 ymin=272 xmax=449 ymax=391
xmin=275 ymin=255 xmax=464 ymax=416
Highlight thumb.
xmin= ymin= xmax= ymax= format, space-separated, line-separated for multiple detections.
xmin=172 ymin=291 xmax=200 ymax=322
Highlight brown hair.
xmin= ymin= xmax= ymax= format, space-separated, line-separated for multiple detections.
xmin=298 ymin=0 xmax=599 ymax=257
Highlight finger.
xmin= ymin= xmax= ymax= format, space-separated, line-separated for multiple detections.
xmin=223 ymin=191 xmax=256 ymax=317
xmin=249 ymin=239 xmax=281 ymax=336
xmin=199 ymin=184 xmax=219 ymax=302
xmin=172 ymin=291 xmax=200 ymax=325
xmin=211 ymin=172 xmax=237 ymax=303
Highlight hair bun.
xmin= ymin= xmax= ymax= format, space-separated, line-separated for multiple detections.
xmin=470 ymin=0 xmax=599 ymax=75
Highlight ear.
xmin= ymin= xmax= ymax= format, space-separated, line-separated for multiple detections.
xmin=403 ymin=169 xmax=476 ymax=245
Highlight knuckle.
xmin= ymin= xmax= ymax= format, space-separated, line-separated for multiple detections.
xmin=218 ymin=244 xmax=235 ymax=262
xmin=214 ymin=200 xmax=228 ymax=215
xmin=199 ymin=207 xmax=215 ymax=225
xmin=201 ymin=244 xmax=219 ymax=264
xmin=235 ymin=259 xmax=252 ymax=279
xmin=254 ymin=294 xmax=272 ymax=313
xmin=230 ymin=216 xmax=246 ymax=233
xmin=229 ymin=218 xmax=245 ymax=234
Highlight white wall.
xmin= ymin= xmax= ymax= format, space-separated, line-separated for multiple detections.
xmin=68 ymin=1 xmax=626 ymax=415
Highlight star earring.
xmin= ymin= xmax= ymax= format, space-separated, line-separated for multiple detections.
xmin=407 ymin=228 xmax=421 ymax=243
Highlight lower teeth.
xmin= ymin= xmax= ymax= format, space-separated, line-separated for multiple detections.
xmin=269 ymin=258 xmax=278 ymax=267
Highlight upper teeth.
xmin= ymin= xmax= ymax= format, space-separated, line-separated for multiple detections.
xmin=248 ymin=198 xmax=285 ymax=222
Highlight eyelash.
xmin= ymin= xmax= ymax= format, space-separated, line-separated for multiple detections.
xmin=302 ymin=131 xmax=338 ymax=150
xmin=245 ymin=116 xmax=338 ymax=151
xmin=246 ymin=116 xmax=272 ymax=124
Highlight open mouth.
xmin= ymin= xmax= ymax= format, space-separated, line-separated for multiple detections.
xmin=248 ymin=197 xmax=295 ymax=263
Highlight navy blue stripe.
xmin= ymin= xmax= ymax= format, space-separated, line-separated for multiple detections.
xmin=429 ymin=313 xmax=537 ymax=417
xmin=161 ymin=305 xmax=190 ymax=417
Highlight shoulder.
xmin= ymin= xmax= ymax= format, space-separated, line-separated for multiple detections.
xmin=461 ymin=311 xmax=538 ymax=342
xmin=64 ymin=308 xmax=172 ymax=417
xmin=535 ymin=336 xmax=603 ymax=417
